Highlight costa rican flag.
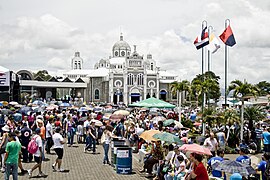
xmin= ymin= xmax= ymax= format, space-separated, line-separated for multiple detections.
xmin=194 ymin=26 xmax=209 ymax=50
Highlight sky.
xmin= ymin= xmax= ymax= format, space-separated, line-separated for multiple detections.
xmin=0 ymin=0 xmax=270 ymax=87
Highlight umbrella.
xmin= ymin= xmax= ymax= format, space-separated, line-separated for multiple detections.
xmin=153 ymin=132 xmax=182 ymax=145
xmin=32 ymin=100 xmax=44 ymax=106
xmin=46 ymin=105 xmax=58 ymax=110
xmin=19 ymin=106 xmax=33 ymax=114
xmin=163 ymin=119 xmax=175 ymax=126
xmin=113 ymin=110 xmax=130 ymax=116
xmin=0 ymin=102 xmax=3 ymax=106
xmin=9 ymin=101 xmax=19 ymax=105
xmin=174 ymin=121 xmax=183 ymax=128
xmin=110 ymin=114 xmax=124 ymax=122
xmin=0 ymin=109 xmax=12 ymax=115
xmin=139 ymin=129 xmax=160 ymax=141
xmin=212 ymin=160 xmax=256 ymax=176
xmin=78 ymin=107 xmax=88 ymax=112
xmin=91 ymin=119 xmax=103 ymax=127
xmin=129 ymin=97 xmax=176 ymax=108
xmin=59 ymin=102 xmax=72 ymax=107
xmin=179 ymin=144 xmax=212 ymax=156
xmin=152 ymin=116 xmax=166 ymax=122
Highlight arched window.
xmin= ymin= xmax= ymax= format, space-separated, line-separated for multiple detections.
xmin=94 ymin=89 xmax=100 ymax=99
xmin=121 ymin=51 xmax=125 ymax=56
xmin=150 ymin=63 xmax=154 ymax=71
xmin=78 ymin=62 xmax=81 ymax=69
xmin=127 ymin=73 xmax=134 ymax=85
xmin=115 ymin=51 xmax=118 ymax=57
xmin=137 ymin=73 xmax=144 ymax=85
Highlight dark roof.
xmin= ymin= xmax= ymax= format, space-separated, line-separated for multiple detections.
xmin=34 ymin=76 xmax=44 ymax=81
xmin=48 ymin=77 xmax=59 ymax=82
xmin=75 ymin=78 xmax=85 ymax=83
xmin=62 ymin=77 xmax=73 ymax=82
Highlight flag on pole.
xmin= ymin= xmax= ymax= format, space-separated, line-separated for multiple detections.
xmin=219 ymin=25 xmax=236 ymax=47
xmin=194 ymin=26 xmax=209 ymax=50
xmin=207 ymin=34 xmax=221 ymax=54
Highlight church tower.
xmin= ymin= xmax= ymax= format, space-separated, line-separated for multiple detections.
xmin=71 ymin=52 xmax=83 ymax=70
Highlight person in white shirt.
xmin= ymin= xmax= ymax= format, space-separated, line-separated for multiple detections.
xmin=52 ymin=127 xmax=65 ymax=172
xmin=45 ymin=118 xmax=53 ymax=154
xmin=203 ymin=132 xmax=218 ymax=157
xmin=28 ymin=128 xmax=45 ymax=178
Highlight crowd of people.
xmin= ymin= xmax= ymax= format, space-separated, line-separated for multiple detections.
xmin=0 ymin=102 xmax=269 ymax=180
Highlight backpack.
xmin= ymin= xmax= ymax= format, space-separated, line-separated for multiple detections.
xmin=27 ymin=136 xmax=39 ymax=154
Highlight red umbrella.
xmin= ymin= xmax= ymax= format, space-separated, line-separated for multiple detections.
xmin=110 ymin=114 xmax=124 ymax=122
xmin=179 ymin=144 xmax=212 ymax=156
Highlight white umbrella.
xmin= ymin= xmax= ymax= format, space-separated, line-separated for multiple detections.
xmin=9 ymin=101 xmax=18 ymax=105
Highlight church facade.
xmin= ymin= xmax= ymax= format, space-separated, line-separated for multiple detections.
xmin=64 ymin=34 xmax=178 ymax=105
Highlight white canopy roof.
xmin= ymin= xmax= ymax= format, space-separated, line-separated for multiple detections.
xmin=0 ymin=66 xmax=9 ymax=72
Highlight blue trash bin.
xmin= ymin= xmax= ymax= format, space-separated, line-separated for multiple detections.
xmin=116 ymin=147 xmax=132 ymax=174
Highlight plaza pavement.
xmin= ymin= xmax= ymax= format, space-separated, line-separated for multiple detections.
xmin=0 ymin=143 xmax=146 ymax=180
xmin=0 ymin=143 xmax=263 ymax=180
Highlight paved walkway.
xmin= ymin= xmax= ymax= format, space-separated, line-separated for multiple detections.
xmin=0 ymin=143 xmax=146 ymax=180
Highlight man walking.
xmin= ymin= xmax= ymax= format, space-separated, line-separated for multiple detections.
xmin=4 ymin=132 xmax=21 ymax=180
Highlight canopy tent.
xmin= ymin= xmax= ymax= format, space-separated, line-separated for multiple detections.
xmin=129 ymin=97 xmax=176 ymax=108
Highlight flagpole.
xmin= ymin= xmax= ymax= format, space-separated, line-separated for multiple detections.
xmin=202 ymin=20 xmax=207 ymax=136
xmin=224 ymin=19 xmax=230 ymax=109
xmin=207 ymin=26 xmax=213 ymax=72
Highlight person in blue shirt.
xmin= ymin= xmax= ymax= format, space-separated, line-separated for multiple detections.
xmin=262 ymin=127 xmax=270 ymax=153
xmin=208 ymin=149 xmax=226 ymax=179
xmin=257 ymin=153 xmax=269 ymax=180
xmin=236 ymin=147 xmax=251 ymax=165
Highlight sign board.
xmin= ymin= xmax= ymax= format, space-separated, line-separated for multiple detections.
xmin=117 ymin=150 xmax=129 ymax=158
xmin=0 ymin=71 xmax=10 ymax=86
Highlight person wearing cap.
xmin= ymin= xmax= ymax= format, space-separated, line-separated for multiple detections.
xmin=4 ymin=132 xmax=21 ymax=180
xmin=52 ymin=127 xmax=65 ymax=172
xmin=230 ymin=173 xmax=242 ymax=180
xmin=27 ymin=128 xmax=45 ymax=178
xmin=20 ymin=122 xmax=32 ymax=163
xmin=0 ymin=125 xmax=10 ymax=172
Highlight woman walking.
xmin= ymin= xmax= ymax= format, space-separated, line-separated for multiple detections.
xmin=101 ymin=125 xmax=114 ymax=164
xmin=65 ymin=115 xmax=75 ymax=147
xmin=52 ymin=127 xmax=65 ymax=172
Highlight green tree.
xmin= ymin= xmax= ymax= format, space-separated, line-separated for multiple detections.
xmin=228 ymin=79 xmax=259 ymax=141
xmin=170 ymin=80 xmax=191 ymax=122
xmin=244 ymin=105 xmax=266 ymax=129
xmin=191 ymin=71 xmax=221 ymax=106
xmin=256 ymin=81 xmax=270 ymax=96
xmin=33 ymin=70 xmax=52 ymax=81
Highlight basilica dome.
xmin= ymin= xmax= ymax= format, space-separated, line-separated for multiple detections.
xmin=112 ymin=34 xmax=131 ymax=57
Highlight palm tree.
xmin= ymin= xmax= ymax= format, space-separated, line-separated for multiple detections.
xmin=228 ymin=79 xmax=259 ymax=141
xmin=244 ymin=105 xmax=266 ymax=129
xmin=170 ymin=80 xmax=191 ymax=123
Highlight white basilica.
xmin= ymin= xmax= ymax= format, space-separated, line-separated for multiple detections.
xmin=63 ymin=34 xmax=177 ymax=105
xmin=17 ymin=34 xmax=176 ymax=104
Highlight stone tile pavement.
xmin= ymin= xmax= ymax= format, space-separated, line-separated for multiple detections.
xmin=0 ymin=143 xmax=149 ymax=180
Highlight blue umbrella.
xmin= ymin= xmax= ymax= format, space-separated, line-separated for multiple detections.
xmin=78 ymin=107 xmax=88 ymax=112
xmin=59 ymin=102 xmax=72 ymax=107
xmin=19 ymin=106 xmax=33 ymax=114
xmin=32 ymin=100 xmax=44 ymax=106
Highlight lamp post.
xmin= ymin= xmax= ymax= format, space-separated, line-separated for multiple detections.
xmin=238 ymin=93 xmax=244 ymax=142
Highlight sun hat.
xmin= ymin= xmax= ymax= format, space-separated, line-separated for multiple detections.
xmin=2 ymin=125 xmax=10 ymax=132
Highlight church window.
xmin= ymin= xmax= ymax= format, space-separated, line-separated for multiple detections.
xmin=127 ymin=73 xmax=134 ymax=85
xmin=78 ymin=62 xmax=81 ymax=69
xmin=150 ymin=63 xmax=154 ymax=70
xmin=94 ymin=89 xmax=100 ymax=99
xmin=127 ymin=52 xmax=130 ymax=56
xmin=115 ymin=51 xmax=118 ymax=57
xmin=137 ymin=73 xmax=144 ymax=85
xmin=74 ymin=63 xmax=77 ymax=69
xmin=121 ymin=51 xmax=125 ymax=56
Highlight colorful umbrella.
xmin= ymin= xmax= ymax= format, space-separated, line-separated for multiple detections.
xmin=113 ymin=110 xmax=130 ymax=116
xmin=212 ymin=160 xmax=256 ymax=176
xmin=163 ymin=119 xmax=175 ymax=126
xmin=153 ymin=132 xmax=182 ymax=145
xmin=139 ymin=129 xmax=160 ymax=141
xmin=110 ymin=114 xmax=124 ymax=122
xmin=179 ymin=144 xmax=212 ymax=156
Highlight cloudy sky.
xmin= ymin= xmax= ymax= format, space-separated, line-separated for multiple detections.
xmin=0 ymin=0 xmax=270 ymax=86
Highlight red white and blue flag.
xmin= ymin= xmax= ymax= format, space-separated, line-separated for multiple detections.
xmin=219 ymin=25 xmax=236 ymax=47
xmin=194 ymin=26 xmax=209 ymax=50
